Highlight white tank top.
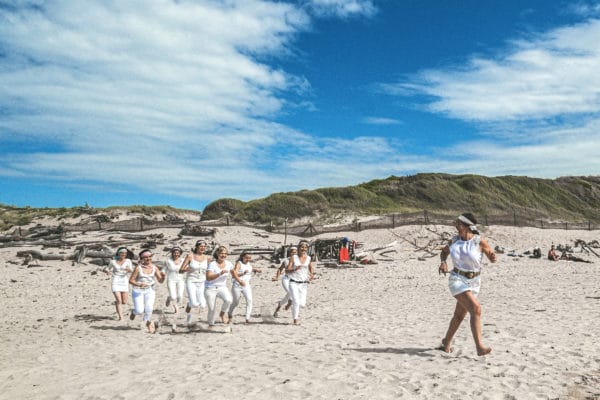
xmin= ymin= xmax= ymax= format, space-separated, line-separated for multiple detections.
xmin=135 ymin=264 xmax=156 ymax=288
xmin=233 ymin=261 xmax=252 ymax=287
xmin=187 ymin=257 xmax=208 ymax=283
xmin=165 ymin=257 xmax=184 ymax=281
xmin=287 ymin=255 xmax=311 ymax=282
xmin=450 ymin=235 xmax=483 ymax=272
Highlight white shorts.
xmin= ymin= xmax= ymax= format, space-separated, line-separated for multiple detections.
xmin=448 ymin=272 xmax=481 ymax=297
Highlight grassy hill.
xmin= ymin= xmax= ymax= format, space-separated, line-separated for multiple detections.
xmin=202 ymin=173 xmax=600 ymax=224
xmin=3 ymin=174 xmax=599 ymax=231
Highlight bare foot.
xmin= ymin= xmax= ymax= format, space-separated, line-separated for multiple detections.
xmin=146 ymin=321 xmax=155 ymax=334
xmin=293 ymin=319 xmax=300 ymax=325
xmin=245 ymin=319 xmax=251 ymax=324
xmin=477 ymin=347 xmax=492 ymax=356
xmin=274 ymin=303 xmax=281 ymax=317
xmin=438 ymin=338 xmax=453 ymax=353
xmin=284 ymin=301 xmax=292 ymax=311
xmin=166 ymin=297 xmax=171 ymax=307
xmin=220 ymin=312 xmax=228 ymax=324
xmin=129 ymin=312 xmax=136 ymax=321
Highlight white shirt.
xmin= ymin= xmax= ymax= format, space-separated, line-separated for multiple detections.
xmin=233 ymin=261 xmax=252 ymax=287
xmin=450 ymin=235 xmax=483 ymax=272
xmin=205 ymin=260 xmax=232 ymax=288
xmin=186 ymin=257 xmax=208 ymax=283
xmin=165 ymin=257 xmax=184 ymax=282
xmin=287 ymin=255 xmax=311 ymax=282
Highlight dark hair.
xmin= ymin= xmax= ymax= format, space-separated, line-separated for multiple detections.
xmin=461 ymin=212 xmax=477 ymax=225
xmin=194 ymin=240 xmax=207 ymax=254
xmin=115 ymin=247 xmax=129 ymax=260
xmin=138 ymin=249 xmax=153 ymax=258
xmin=238 ymin=250 xmax=250 ymax=262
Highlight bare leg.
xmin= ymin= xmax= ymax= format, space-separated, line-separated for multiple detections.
xmin=454 ymin=291 xmax=491 ymax=356
xmin=274 ymin=303 xmax=281 ymax=317
xmin=112 ymin=292 xmax=124 ymax=321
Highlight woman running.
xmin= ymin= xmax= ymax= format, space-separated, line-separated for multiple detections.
xmin=286 ymin=241 xmax=315 ymax=325
xmin=204 ymin=245 xmax=233 ymax=328
xmin=164 ymin=246 xmax=185 ymax=314
xmin=104 ymin=247 xmax=133 ymax=321
xmin=273 ymin=246 xmax=296 ymax=317
xmin=229 ymin=251 xmax=261 ymax=324
xmin=438 ymin=213 xmax=497 ymax=356
xmin=129 ymin=249 xmax=165 ymax=333
xmin=179 ymin=240 xmax=211 ymax=325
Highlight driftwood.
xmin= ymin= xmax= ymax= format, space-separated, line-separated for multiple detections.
xmin=179 ymin=225 xmax=216 ymax=237
xmin=17 ymin=248 xmax=113 ymax=262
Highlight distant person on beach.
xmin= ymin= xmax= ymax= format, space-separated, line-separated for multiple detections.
xmin=104 ymin=247 xmax=133 ymax=321
xmin=129 ymin=249 xmax=165 ymax=333
xmin=548 ymin=245 xmax=560 ymax=261
xmin=229 ymin=251 xmax=261 ymax=324
xmin=179 ymin=240 xmax=211 ymax=325
xmin=204 ymin=245 xmax=233 ymax=328
xmin=438 ymin=213 xmax=497 ymax=356
xmin=164 ymin=246 xmax=185 ymax=314
xmin=273 ymin=246 xmax=296 ymax=317
xmin=286 ymin=241 xmax=315 ymax=325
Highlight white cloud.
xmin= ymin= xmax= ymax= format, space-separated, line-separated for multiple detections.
xmin=362 ymin=117 xmax=402 ymax=125
xmin=387 ymin=18 xmax=600 ymax=122
xmin=306 ymin=0 xmax=377 ymax=18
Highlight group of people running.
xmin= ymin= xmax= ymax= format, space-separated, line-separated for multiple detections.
xmin=105 ymin=212 xmax=499 ymax=357
xmin=103 ymin=239 xmax=315 ymax=333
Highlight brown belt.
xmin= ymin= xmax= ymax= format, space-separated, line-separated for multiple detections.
xmin=453 ymin=269 xmax=480 ymax=279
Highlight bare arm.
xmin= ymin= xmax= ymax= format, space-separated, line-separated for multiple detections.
xmin=155 ymin=266 xmax=165 ymax=284
xmin=179 ymin=254 xmax=191 ymax=273
xmin=231 ymin=261 xmax=244 ymax=286
xmin=129 ymin=267 xmax=139 ymax=286
xmin=480 ymin=238 xmax=497 ymax=263
xmin=309 ymin=261 xmax=315 ymax=280
xmin=438 ymin=242 xmax=451 ymax=275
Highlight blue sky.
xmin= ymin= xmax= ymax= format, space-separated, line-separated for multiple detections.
xmin=2 ymin=0 xmax=600 ymax=211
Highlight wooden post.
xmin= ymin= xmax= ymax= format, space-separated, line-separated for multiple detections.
xmin=392 ymin=214 xmax=395 ymax=229
xmin=140 ymin=218 xmax=144 ymax=231
xmin=540 ymin=219 xmax=544 ymax=229
xmin=513 ymin=210 xmax=517 ymax=227
xmin=565 ymin=222 xmax=568 ymax=231
xmin=589 ymin=220 xmax=592 ymax=231
xmin=284 ymin=218 xmax=288 ymax=245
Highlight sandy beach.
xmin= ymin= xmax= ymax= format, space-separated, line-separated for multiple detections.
xmin=1 ymin=222 xmax=599 ymax=399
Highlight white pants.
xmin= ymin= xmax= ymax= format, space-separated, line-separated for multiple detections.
xmin=132 ymin=287 xmax=156 ymax=322
xmin=278 ymin=276 xmax=290 ymax=306
xmin=167 ymin=277 xmax=185 ymax=303
xmin=204 ymin=286 xmax=232 ymax=326
xmin=186 ymin=280 xmax=207 ymax=308
xmin=288 ymin=281 xmax=308 ymax=320
xmin=230 ymin=284 xmax=253 ymax=320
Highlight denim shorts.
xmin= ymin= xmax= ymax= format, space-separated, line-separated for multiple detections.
xmin=448 ymin=271 xmax=481 ymax=297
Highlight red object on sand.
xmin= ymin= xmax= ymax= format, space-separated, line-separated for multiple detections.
xmin=339 ymin=247 xmax=349 ymax=263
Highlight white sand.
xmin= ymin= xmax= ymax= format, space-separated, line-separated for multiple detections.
xmin=1 ymin=223 xmax=599 ymax=399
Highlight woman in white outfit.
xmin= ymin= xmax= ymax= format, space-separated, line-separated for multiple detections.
xmin=164 ymin=246 xmax=185 ymax=314
xmin=204 ymin=245 xmax=233 ymax=327
xmin=229 ymin=251 xmax=261 ymax=324
xmin=104 ymin=247 xmax=133 ymax=321
xmin=179 ymin=240 xmax=211 ymax=325
xmin=129 ymin=249 xmax=165 ymax=333
xmin=273 ymin=246 xmax=296 ymax=317
xmin=286 ymin=241 xmax=315 ymax=325
xmin=438 ymin=213 xmax=497 ymax=356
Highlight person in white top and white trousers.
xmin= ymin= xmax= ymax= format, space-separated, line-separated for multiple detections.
xmin=204 ymin=245 xmax=233 ymax=327
xmin=285 ymin=241 xmax=315 ymax=325
xmin=229 ymin=251 xmax=262 ymax=324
